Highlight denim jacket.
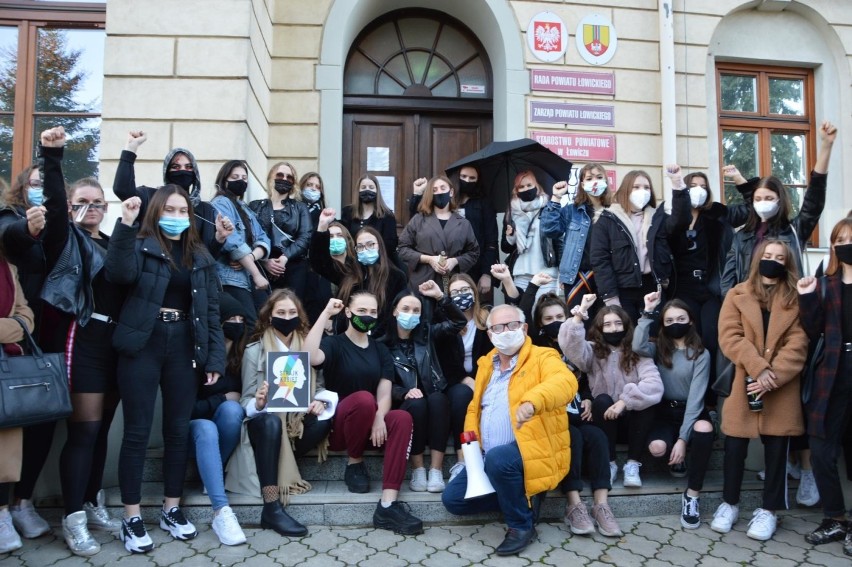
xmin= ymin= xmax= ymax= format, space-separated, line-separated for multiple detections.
xmin=211 ymin=195 xmax=270 ymax=290
xmin=540 ymin=200 xmax=593 ymax=286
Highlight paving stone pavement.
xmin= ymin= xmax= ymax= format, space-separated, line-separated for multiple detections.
xmin=3 ymin=509 xmax=851 ymax=566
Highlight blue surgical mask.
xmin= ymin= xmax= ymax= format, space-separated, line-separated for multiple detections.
xmin=396 ymin=312 xmax=420 ymax=331
xmin=159 ymin=216 xmax=191 ymax=237
xmin=357 ymin=249 xmax=380 ymax=266
xmin=329 ymin=237 xmax=346 ymax=256
xmin=302 ymin=188 xmax=322 ymax=203
xmin=27 ymin=187 xmax=44 ymax=206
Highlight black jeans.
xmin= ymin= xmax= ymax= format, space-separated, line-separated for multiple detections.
xmin=723 ymin=434 xmax=789 ymax=510
xmin=618 ymin=274 xmax=659 ymax=325
xmin=647 ymin=403 xmax=715 ymax=492
xmin=676 ymin=282 xmax=721 ymax=407
xmin=293 ymin=413 xmax=333 ymax=459
xmin=810 ymin=351 xmax=852 ymax=518
xmin=592 ymin=394 xmax=655 ymax=462
xmin=117 ymin=320 xmax=197 ymax=505
xmin=563 ymin=422 xmax=611 ymax=493
xmin=400 ymin=391 xmax=451 ymax=456
xmin=446 ymin=383 xmax=474 ymax=452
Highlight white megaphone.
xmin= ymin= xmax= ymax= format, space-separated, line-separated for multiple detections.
xmin=460 ymin=431 xmax=496 ymax=499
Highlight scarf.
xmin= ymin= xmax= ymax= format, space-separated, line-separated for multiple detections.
xmin=509 ymin=194 xmax=547 ymax=255
xmin=259 ymin=328 xmax=329 ymax=504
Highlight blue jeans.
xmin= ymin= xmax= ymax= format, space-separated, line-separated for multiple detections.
xmin=190 ymin=400 xmax=245 ymax=510
xmin=441 ymin=441 xmax=533 ymax=530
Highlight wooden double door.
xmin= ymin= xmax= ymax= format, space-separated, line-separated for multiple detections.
xmin=343 ymin=111 xmax=493 ymax=227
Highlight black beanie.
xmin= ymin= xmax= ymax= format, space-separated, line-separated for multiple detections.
xmin=219 ymin=292 xmax=246 ymax=323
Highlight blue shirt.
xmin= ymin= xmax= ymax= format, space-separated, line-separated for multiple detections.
xmin=480 ymin=352 xmax=518 ymax=453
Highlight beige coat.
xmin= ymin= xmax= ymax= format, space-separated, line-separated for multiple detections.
xmin=718 ymin=282 xmax=808 ymax=438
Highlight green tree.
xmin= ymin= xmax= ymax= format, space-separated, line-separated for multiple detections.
xmin=0 ymin=29 xmax=99 ymax=186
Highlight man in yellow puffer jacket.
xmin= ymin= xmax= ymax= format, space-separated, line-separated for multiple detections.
xmin=442 ymin=304 xmax=576 ymax=556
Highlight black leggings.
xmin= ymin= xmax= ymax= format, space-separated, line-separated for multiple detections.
xmin=646 ymin=404 xmax=715 ymax=492
xmin=117 ymin=320 xmax=197 ymax=505
xmin=592 ymin=394 xmax=655 ymax=462
xmin=723 ymin=434 xmax=789 ymax=511
xmin=446 ymin=383 xmax=474 ymax=452
xmin=400 ymin=391 xmax=451 ymax=456
xmin=563 ymin=422 xmax=611 ymax=493
xmin=676 ymin=284 xmax=721 ymax=407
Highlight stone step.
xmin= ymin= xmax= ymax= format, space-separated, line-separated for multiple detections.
xmin=35 ymin=470 xmax=779 ymax=529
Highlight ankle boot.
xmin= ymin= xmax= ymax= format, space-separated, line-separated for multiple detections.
xmin=260 ymin=501 xmax=308 ymax=537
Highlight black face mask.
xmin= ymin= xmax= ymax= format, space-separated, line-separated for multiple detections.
xmin=166 ymin=170 xmax=194 ymax=191
xmin=518 ymin=188 xmax=538 ymax=202
xmin=350 ymin=314 xmax=377 ymax=333
xmin=271 ymin=316 xmax=300 ymax=336
xmin=359 ymin=190 xmax=377 ymax=204
xmin=274 ymin=179 xmax=294 ymax=195
xmin=834 ymin=243 xmax=852 ymax=265
xmin=663 ymin=322 xmax=691 ymax=339
xmin=758 ymin=259 xmax=787 ymax=280
xmin=602 ymin=330 xmax=627 ymax=346
xmin=541 ymin=320 xmax=563 ymax=340
xmin=433 ymin=192 xmax=451 ymax=209
xmin=222 ymin=322 xmax=245 ymax=341
xmin=458 ymin=179 xmax=479 ymax=196
xmin=227 ymin=180 xmax=247 ymax=198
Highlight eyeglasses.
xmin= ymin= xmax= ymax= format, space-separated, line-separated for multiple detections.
xmin=355 ymin=241 xmax=377 ymax=252
xmin=71 ymin=204 xmax=106 ymax=211
xmin=28 ymin=179 xmax=42 ymax=188
xmin=685 ymin=229 xmax=697 ymax=252
xmin=277 ymin=174 xmax=295 ymax=182
xmin=449 ymin=286 xmax=473 ymax=297
xmin=489 ymin=321 xmax=522 ymax=333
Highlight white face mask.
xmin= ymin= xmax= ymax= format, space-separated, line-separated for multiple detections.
xmin=688 ymin=187 xmax=708 ymax=208
xmin=629 ymin=188 xmax=651 ymax=210
xmin=753 ymin=200 xmax=779 ymax=220
xmin=583 ymin=180 xmax=607 ymax=197
xmin=489 ymin=328 xmax=526 ymax=356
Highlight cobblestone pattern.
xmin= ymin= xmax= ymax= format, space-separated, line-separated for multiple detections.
xmin=3 ymin=510 xmax=850 ymax=566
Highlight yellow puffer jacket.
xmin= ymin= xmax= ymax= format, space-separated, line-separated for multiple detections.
xmin=464 ymin=337 xmax=577 ymax=501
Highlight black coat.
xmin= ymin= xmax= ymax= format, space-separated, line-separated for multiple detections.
xmin=249 ymin=198 xmax=312 ymax=261
xmin=434 ymin=319 xmax=494 ymax=386
xmin=720 ymin=171 xmax=826 ymax=296
xmin=590 ymin=204 xmax=673 ymax=301
xmin=105 ymin=222 xmax=225 ymax=375
xmin=383 ymin=294 xmax=467 ymax=403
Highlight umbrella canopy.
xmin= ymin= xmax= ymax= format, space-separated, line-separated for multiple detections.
xmin=444 ymin=138 xmax=573 ymax=213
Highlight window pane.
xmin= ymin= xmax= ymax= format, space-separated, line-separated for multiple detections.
xmin=36 ymin=28 xmax=104 ymax=113
xmin=720 ymin=74 xmax=757 ymax=113
xmin=722 ymin=130 xmax=759 ymax=205
xmin=0 ymin=114 xmax=13 ymax=184
xmin=0 ymin=26 xmax=18 ymax=113
xmin=34 ymin=115 xmax=100 ymax=181
xmin=769 ymin=78 xmax=804 ymax=115
xmin=344 ymin=50 xmax=378 ymax=95
xmin=396 ymin=17 xmax=440 ymax=50
xmin=770 ymin=132 xmax=806 ymax=185
xmin=785 ymin=185 xmax=806 ymax=220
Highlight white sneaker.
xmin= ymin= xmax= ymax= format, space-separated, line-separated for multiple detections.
xmin=609 ymin=461 xmax=618 ymax=486
xmin=796 ymin=469 xmax=820 ymax=507
xmin=409 ymin=467 xmax=428 ymax=492
xmin=448 ymin=462 xmax=465 ymax=484
xmin=211 ymin=506 xmax=246 ymax=546
xmin=427 ymin=468 xmax=445 ymax=493
xmin=710 ymin=502 xmax=739 ymax=533
xmin=746 ymin=508 xmax=777 ymax=541
xmin=159 ymin=506 xmax=197 ymax=540
xmin=62 ymin=510 xmax=100 ymax=556
xmin=757 ymin=461 xmax=803 ymax=481
xmin=622 ymin=461 xmax=642 ymax=488
xmin=83 ymin=490 xmax=122 ymax=531
xmin=120 ymin=516 xmax=153 ymax=554
xmin=10 ymin=499 xmax=50 ymax=538
xmin=0 ymin=509 xmax=22 ymax=553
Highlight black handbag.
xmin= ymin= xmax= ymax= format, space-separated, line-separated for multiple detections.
xmin=0 ymin=317 xmax=71 ymax=428
xmin=712 ymin=349 xmax=735 ymax=398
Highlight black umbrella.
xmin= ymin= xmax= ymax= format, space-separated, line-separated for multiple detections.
xmin=445 ymin=138 xmax=573 ymax=213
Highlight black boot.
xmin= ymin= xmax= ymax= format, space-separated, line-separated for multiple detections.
xmin=260 ymin=501 xmax=308 ymax=537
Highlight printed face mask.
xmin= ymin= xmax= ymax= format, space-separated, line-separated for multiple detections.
xmin=274 ymin=179 xmax=294 ymax=195
xmin=350 ymin=314 xmax=378 ymax=333
xmin=583 ymin=180 xmax=607 ymax=197
xmin=451 ymin=292 xmax=474 ymax=311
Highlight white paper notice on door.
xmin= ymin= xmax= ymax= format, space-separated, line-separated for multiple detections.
xmin=375 ymin=176 xmax=395 ymax=211
xmin=367 ymin=147 xmax=390 ymax=172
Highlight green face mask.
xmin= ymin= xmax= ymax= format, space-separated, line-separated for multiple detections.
xmin=329 ymin=237 xmax=346 ymax=256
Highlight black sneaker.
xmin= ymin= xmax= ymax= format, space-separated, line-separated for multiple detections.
xmin=120 ymin=516 xmax=154 ymax=554
xmin=680 ymin=491 xmax=700 ymax=529
xmin=670 ymin=463 xmax=687 ymax=478
xmin=160 ymin=506 xmax=198 ymax=540
xmin=345 ymin=462 xmax=370 ymax=494
xmin=372 ymin=501 xmax=424 ymax=535
xmin=844 ymin=528 xmax=852 ymax=556
xmin=805 ymin=518 xmax=847 ymax=545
